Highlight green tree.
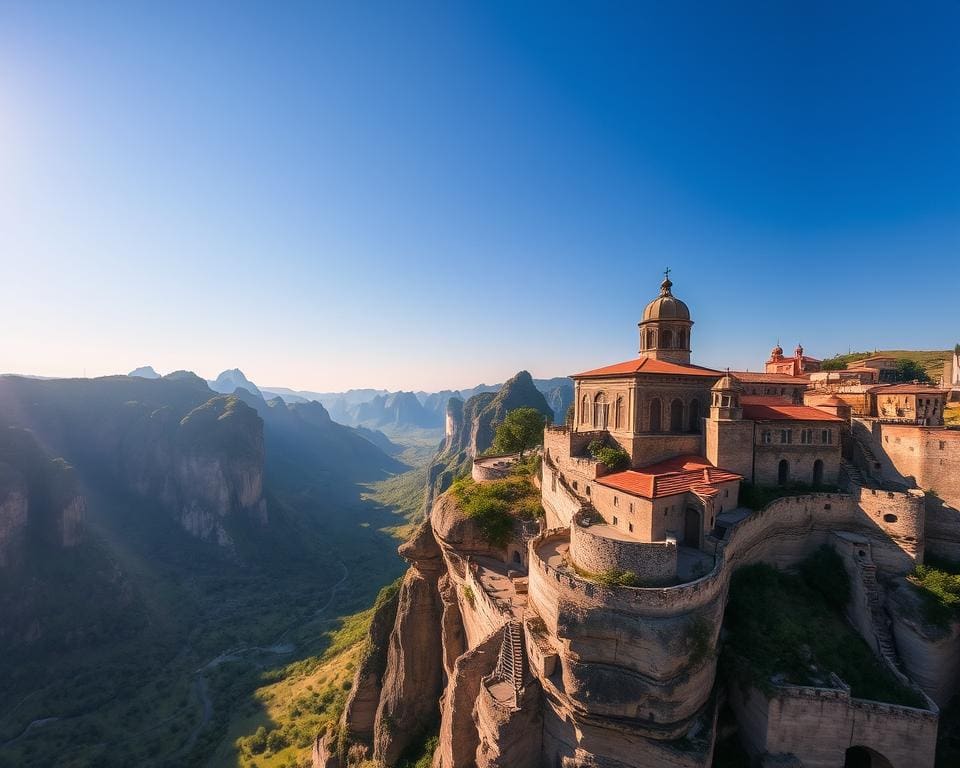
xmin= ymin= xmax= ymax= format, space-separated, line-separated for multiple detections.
xmin=894 ymin=358 xmax=930 ymax=383
xmin=492 ymin=407 xmax=546 ymax=459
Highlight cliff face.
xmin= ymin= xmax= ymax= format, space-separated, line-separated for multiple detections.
xmin=322 ymin=483 xmax=547 ymax=768
xmin=0 ymin=426 xmax=85 ymax=568
xmin=0 ymin=375 xmax=267 ymax=547
xmin=426 ymin=371 xmax=553 ymax=509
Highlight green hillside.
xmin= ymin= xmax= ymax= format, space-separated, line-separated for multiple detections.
xmin=820 ymin=349 xmax=950 ymax=380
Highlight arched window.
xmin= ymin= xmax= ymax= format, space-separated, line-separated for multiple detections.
xmin=646 ymin=329 xmax=655 ymax=350
xmin=649 ymin=398 xmax=662 ymax=432
xmin=593 ymin=392 xmax=609 ymax=429
xmin=615 ymin=396 xmax=624 ymax=430
xmin=662 ymin=328 xmax=674 ymax=348
xmin=581 ymin=395 xmax=589 ymax=424
xmin=670 ymin=398 xmax=684 ymax=432
xmin=688 ymin=399 xmax=700 ymax=433
xmin=678 ymin=329 xmax=687 ymax=350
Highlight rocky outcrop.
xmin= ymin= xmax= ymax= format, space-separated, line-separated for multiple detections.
xmin=373 ymin=521 xmax=446 ymax=764
xmin=342 ymin=581 xmax=402 ymax=750
xmin=427 ymin=371 xmax=553 ymax=509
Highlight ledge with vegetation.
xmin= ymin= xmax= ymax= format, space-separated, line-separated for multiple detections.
xmin=721 ymin=547 xmax=925 ymax=708
xmin=450 ymin=457 xmax=544 ymax=548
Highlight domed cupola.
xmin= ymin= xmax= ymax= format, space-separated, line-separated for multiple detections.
xmin=639 ymin=270 xmax=694 ymax=364
xmin=770 ymin=343 xmax=784 ymax=361
xmin=710 ymin=371 xmax=743 ymax=420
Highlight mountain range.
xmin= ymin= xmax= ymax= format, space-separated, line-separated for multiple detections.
xmin=130 ymin=366 xmax=573 ymax=431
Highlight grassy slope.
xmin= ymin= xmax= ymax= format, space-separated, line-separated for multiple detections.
xmin=821 ymin=349 xmax=950 ymax=380
xmin=211 ymin=429 xmax=438 ymax=768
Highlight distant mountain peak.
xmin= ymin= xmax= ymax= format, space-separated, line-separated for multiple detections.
xmin=209 ymin=369 xmax=262 ymax=398
xmin=128 ymin=365 xmax=160 ymax=379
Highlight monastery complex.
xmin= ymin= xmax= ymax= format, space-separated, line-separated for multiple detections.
xmin=321 ymin=275 xmax=960 ymax=768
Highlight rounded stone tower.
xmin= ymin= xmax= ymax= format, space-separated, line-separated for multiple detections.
xmin=638 ymin=272 xmax=693 ymax=364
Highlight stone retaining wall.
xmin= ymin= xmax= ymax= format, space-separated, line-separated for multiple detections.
xmin=730 ymin=680 xmax=937 ymax=768
xmin=570 ymin=521 xmax=677 ymax=583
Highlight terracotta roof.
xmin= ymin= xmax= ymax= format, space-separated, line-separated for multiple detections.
xmin=741 ymin=396 xmax=844 ymax=422
xmin=732 ymin=371 xmax=810 ymax=384
xmin=598 ymin=455 xmax=741 ymax=499
xmin=573 ymin=357 xmax=720 ymax=378
xmin=868 ymin=384 xmax=948 ymax=395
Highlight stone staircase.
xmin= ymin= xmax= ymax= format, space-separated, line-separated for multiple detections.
xmin=840 ymin=458 xmax=866 ymax=489
xmin=851 ymin=433 xmax=884 ymax=485
xmin=858 ymin=561 xmax=900 ymax=669
xmin=494 ymin=620 xmax=526 ymax=699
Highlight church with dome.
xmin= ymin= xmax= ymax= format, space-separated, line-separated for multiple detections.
xmin=542 ymin=272 xmax=844 ymax=580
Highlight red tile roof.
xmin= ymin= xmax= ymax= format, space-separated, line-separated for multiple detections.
xmin=868 ymin=384 xmax=948 ymax=395
xmin=732 ymin=371 xmax=810 ymax=384
xmin=598 ymin=455 xmax=741 ymax=499
xmin=573 ymin=357 xmax=720 ymax=379
xmin=741 ymin=395 xmax=843 ymax=422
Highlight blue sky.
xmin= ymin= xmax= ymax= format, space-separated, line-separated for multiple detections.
xmin=1 ymin=1 xmax=958 ymax=391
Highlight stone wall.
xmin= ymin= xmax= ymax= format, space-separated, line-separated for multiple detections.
xmin=854 ymin=419 xmax=960 ymax=557
xmin=472 ymin=454 xmax=518 ymax=482
xmin=856 ymin=487 xmax=925 ymax=569
xmin=570 ymin=521 xmax=677 ymax=583
xmin=730 ymin=681 xmax=937 ymax=768
xmin=704 ymin=417 xmax=754 ymax=480
xmin=753 ymin=442 xmax=840 ymax=487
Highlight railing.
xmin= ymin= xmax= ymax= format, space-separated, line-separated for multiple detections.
xmin=492 ymin=619 xmax=525 ymax=706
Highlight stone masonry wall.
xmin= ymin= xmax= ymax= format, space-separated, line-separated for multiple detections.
xmin=570 ymin=521 xmax=677 ymax=583
xmin=731 ymin=682 xmax=937 ymax=768
xmin=855 ymin=420 xmax=960 ymax=558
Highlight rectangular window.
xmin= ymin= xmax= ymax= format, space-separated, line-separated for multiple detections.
xmin=613 ymin=496 xmax=619 ymax=507
xmin=800 ymin=429 xmax=813 ymax=444
xmin=613 ymin=516 xmax=618 ymax=526
xmin=628 ymin=522 xmax=634 ymax=533
xmin=781 ymin=429 xmax=792 ymax=444
xmin=821 ymin=429 xmax=832 ymax=444
xmin=941 ymin=441 xmax=947 ymax=451
xmin=629 ymin=502 xmax=634 ymax=513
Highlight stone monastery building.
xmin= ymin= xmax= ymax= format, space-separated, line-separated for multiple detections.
xmin=544 ymin=273 xmax=844 ymax=578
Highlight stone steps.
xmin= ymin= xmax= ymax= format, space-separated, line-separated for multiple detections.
xmin=856 ymin=560 xmax=901 ymax=669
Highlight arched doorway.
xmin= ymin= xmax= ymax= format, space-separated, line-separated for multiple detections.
xmin=844 ymin=746 xmax=894 ymax=768
xmin=777 ymin=459 xmax=789 ymax=486
xmin=649 ymin=398 xmax=662 ymax=432
xmin=683 ymin=507 xmax=701 ymax=548
xmin=688 ymin=399 xmax=700 ymax=433
xmin=813 ymin=459 xmax=824 ymax=487
xmin=670 ymin=399 xmax=684 ymax=432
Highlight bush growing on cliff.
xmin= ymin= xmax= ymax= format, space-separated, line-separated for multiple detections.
xmin=587 ymin=439 xmax=630 ymax=471
xmin=909 ymin=560 xmax=960 ymax=627
xmin=451 ymin=474 xmax=543 ymax=547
